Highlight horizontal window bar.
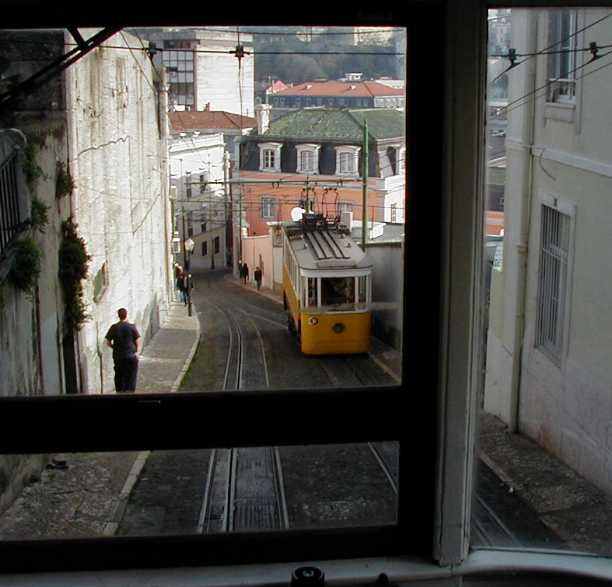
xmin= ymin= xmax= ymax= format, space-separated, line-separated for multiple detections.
xmin=0 ymin=387 xmax=433 ymax=454
xmin=0 ymin=525 xmax=408 ymax=574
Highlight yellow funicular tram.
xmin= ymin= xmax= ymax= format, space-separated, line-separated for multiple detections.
xmin=282 ymin=213 xmax=373 ymax=355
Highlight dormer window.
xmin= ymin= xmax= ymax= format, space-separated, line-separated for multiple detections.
xmin=296 ymin=144 xmax=321 ymax=174
xmin=335 ymin=145 xmax=361 ymax=177
xmin=258 ymin=142 xmax=282 ymax=172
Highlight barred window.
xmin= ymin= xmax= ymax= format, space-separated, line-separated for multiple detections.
xmin=535 ymin=202 xmax=572 ymax=362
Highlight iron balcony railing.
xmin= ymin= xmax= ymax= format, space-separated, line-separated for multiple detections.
xmin=0 ymin=150 xmax=23 ymax=256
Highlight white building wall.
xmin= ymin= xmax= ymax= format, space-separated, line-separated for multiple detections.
xmin=65 ymin=30 xmax=170 ymax=394
xmin=486 ymin=8 xmax=612 ymax=493
xmin=195 ymin=35 xmax=254 ymax=117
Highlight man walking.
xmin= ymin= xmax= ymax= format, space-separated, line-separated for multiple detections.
xmin=105 ymin=308 xmax=141 ymax=392
xmin=254 ymin=266 xmax=262 ymax=290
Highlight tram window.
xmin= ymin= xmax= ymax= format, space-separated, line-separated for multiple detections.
xmin=305 ymin=277 xmax=317 ymax=307
xmin=321 ymin=277 xmax=355 ymax=307
xmin=358 ymin=276 xmax=367 ymax=305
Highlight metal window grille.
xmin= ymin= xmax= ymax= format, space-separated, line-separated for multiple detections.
xmin=0 ymin=151 xmax=22 ymax=256
xmin=535 ymin=204 xmax=570 ymax=361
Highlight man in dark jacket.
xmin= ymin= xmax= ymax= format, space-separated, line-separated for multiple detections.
xmin=105 ymin=308 xmax=141 ymax=392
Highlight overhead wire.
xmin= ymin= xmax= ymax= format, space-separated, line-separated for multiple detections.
xmin=488 ymin=10 xmax=612 ymax=86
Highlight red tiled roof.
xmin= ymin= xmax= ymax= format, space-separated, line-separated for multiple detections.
xmin=169 ymin=111 xmax=257 ymax=132
xmin=266 ymin=80 xmax=289 ymax=93
xmin=275 ymin=80 xmax=404 ymax=98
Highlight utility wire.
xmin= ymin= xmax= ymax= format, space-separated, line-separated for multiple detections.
xmin=488 ymin=11 xmax=612 ymax=86
xmin=502 ymin=46 xmax=612 ymax=115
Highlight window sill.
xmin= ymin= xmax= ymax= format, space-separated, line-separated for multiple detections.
xmin=544 ymin=102 xmax=576 ymax=123
xmin=2 ymin=551 xmax=612 ymax=587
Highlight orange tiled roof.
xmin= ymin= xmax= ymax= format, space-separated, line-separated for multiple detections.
xmin=275 ymin=80 xmax=404 ymax=98
xmin=169 ymin=111 xmax=257 ymax=132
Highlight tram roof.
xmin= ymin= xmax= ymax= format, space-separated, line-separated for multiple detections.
xmin=283 ymin=218 xmax=372 ymax=271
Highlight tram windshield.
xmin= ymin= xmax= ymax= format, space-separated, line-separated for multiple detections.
xmin=321 ymin=277 xmax=355 ymax=308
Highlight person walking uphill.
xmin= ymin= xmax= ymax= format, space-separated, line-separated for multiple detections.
xmin=254 ymin=266 xmax=262 ymax=290
xmin=105 ymin=308 xmax=142 ymax=392
xmin=241 ymin=262 xmax=249 ymax=285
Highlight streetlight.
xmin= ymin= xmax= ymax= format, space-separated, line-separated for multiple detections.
xmin=183 ymin=236 xmax=195 ymax=317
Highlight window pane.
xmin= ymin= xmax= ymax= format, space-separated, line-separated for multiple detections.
xmin=0 ymin=444 xmax=398 ymax=540
xmin=0 ymin=23 xmax=408 ymax=562
xmin=475 ymin=7 xmax=612 ymax=557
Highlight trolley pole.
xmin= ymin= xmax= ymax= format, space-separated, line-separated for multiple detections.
xmin=361 ymin=120 xmax=368 ymax=249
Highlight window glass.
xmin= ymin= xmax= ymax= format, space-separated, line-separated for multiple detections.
xmin=475 ymin=7 xmax=612 ymax=558
xmin=0 ymin=22 xmax=409 ymax=564
xmin=321 ymin=277 xmax=355 ymax=308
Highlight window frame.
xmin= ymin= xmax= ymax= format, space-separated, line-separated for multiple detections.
xmin=0 ymin=0 xmax=505 ymax=579
xmin=260 ymin=195 xmax=278 ymax=219
xmin=296 ymin=143 xmax=320 ymax=174
xmin=534 ymin=194 xmax=575 ymax=365
xmin=258 ymin=142 xmax=282 ymax=172
xmin=547 ymin=8 xmax=579 ymax=105
xmin=335 ymin=145 xmax=361 ymax=177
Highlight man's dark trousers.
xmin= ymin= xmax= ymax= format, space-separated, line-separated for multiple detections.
xmin=114 ymin=355 xmax=139 ymax=392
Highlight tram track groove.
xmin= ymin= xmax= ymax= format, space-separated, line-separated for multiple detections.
xmin=199 ymin=293 xmax=288 ymax=533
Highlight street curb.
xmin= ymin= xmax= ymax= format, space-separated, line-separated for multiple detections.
xmin=369 ymin=353 xmax=401 ymax=383
xmin=103 ymin=450 xmax=151 ymax=536
xmin=478 ymin=449 xmax=522 ymax=492
xmin=102 ymin=304 xmax=201 ymax=536
xmin=170 ymin=302 xmax=201 ymax=393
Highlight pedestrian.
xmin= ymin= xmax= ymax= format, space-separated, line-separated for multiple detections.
xmin=178 ymin=270 xmax=189 ymax=305
xmin=254 ymin=266 xmax=262 ymax=290
xmin=174 ymin=263 xmax=183 ymax=298
xmin=105 ymin=308 xmax=141 ymax=393
xmin=241 ymin=262 xmax=249 ymax=285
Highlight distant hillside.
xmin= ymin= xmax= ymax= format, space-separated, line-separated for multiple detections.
xmin=251 ymin=28 xmax=403 ymax=85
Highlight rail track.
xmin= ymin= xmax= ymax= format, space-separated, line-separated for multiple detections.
xmin=198 ymin=299 xmax=289 ymax=532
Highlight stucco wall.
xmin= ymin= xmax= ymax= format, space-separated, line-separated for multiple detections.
xmin=195 ymin=43 xmax=254 ymax=117
xmin=241 ymin=234 xmax=274 ymax=290
xmin=487 ymin=8 xmax=612 ymax=494
xmin=366 ymin=241 xmax=403 ymax=348
xmin=64 ymin=30 xmax=171 ymax=394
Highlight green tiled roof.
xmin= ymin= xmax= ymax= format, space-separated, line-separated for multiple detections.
xmin=262 ymin=108 xmax=404 ymax=142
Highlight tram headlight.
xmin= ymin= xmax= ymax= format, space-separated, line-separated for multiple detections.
xmin=308 ymin=317 xmax=319 ymax=326
xmin=332 ymin=322 xmax=345 ymax=333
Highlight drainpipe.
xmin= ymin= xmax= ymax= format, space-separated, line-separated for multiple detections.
xmin=508 ymin=12 xmax=538 ymax=432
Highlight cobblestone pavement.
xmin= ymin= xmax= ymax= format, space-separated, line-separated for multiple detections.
xmin=0 ymin=301 xmax=199 ymax=540
xmin=1 ymin=278 xmax=610 ymax=557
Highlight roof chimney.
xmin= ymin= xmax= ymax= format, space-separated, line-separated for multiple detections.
xmin=255 ymin=103 xmax=271 ymax=134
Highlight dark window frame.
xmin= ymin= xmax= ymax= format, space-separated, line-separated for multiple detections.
xmin=0 ymin=4 xmax=443 ymax=575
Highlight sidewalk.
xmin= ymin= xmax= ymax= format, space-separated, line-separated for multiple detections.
xmin=0 ymin=301 xmax=200 ymax=540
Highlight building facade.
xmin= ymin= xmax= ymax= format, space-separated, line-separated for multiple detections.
xmin=484 ymin=8 xmax=612 ymax=494
xmin=238 ymin=106 xmax=405 ymax=239
xmin=130 ymin=28 xmax=255 ymax=117
xmin=269 ymin=80 xmax=405 ymax=114
xmin=169 ymin=133 xmax=228 ymax=271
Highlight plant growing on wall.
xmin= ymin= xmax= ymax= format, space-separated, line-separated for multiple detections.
xmin=7 ymin=237 xmax=42 ymax=294
xmin=59 ymin=218 xmax=91 ymax=330
xmin=23 ymin=136 xmax=45 ymax=187
xmin=30 ymin=198 xmax=49 ymax=233
xmin=55 ymin=161 xmax=74 ymax=199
